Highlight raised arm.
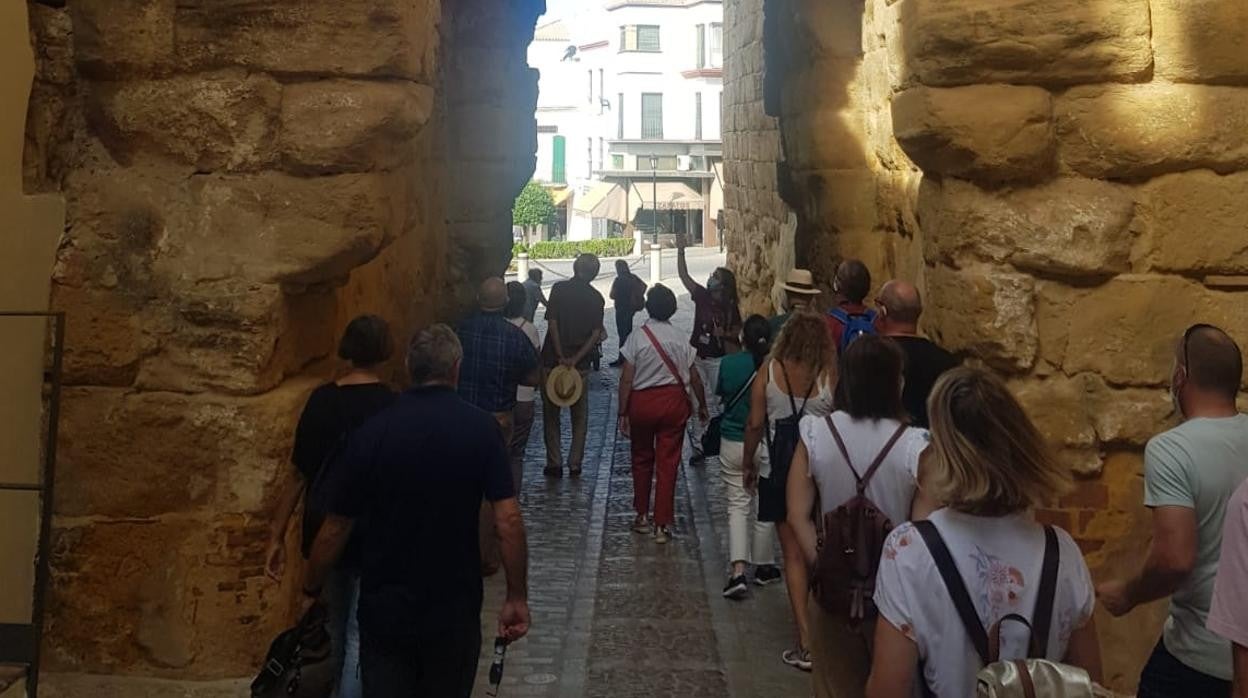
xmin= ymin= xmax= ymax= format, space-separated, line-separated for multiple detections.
xmin=675 ymin=234 xmax=699 ymax=295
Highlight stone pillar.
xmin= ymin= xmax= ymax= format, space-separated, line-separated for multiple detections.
xmin=516 ymin=253 xmax=530 ymax=280
xmin=22 ymin=0 xmax=545 ymax=692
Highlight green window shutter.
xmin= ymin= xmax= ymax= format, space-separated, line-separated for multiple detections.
xmin=552 ymin=135 xmax=566 ymax=184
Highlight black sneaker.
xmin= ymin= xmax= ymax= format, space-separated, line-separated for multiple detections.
xmin=754 ymin=564 xmax=782 ymax=586
xmin=722 ymin=575 xmax=749 ymax=600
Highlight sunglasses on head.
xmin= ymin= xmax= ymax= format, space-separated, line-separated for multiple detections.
xmin=1182 ymin=323 xmax=1219 ymax=375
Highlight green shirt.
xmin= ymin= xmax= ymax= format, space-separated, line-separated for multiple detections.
xmin=716 ymin=352 xmax=758 ymax=442
xmin=1144 ymin=414 xmax=1248 ymax=680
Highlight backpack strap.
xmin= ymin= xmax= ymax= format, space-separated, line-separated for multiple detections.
xmin=914 ymin=520 xmax=991 ymax=666
xmin=825 ymin=419 xmax=907 ymax=495
xmin=723 ymin=368 xmax=757 ymax=413
xmin=777 ymin=360 xmax=817 ymax=419
xmin=828 ymin=307 xmax=849 ymax=324
xmin=1031 ymin=525 xmax=1060 ymax=659
xmin=860 ymin=424 xmax=907 ymax=493
xmin=642 ymin=325 xmax=687 ymax=391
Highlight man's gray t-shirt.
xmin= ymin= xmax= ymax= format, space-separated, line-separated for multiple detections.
xmin=1144 ymin=413 xmax=1248 ymax=680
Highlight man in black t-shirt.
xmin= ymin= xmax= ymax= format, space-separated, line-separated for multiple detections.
xmin=877 ymin=280 xmax=959 ymax=428
xmin=609 ymin=259 xmax=647 ymax=367
xmin=301 ymin=324 xmax=530 ymax=698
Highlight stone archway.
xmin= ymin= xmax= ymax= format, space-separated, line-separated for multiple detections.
xmin=18 ymin=1 xmax=543 ymax=693
xmin=724 ymin=0 xmax=1248 ymax=691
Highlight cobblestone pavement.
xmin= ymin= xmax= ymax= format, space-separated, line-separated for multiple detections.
xmin=474 ymin=269 xmax=809 ymax=697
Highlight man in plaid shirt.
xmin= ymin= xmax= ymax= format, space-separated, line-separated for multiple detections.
xmin=457 ymin=276 xmax=540 ymax=576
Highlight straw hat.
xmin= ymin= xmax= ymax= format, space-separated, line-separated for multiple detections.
xmin=545 ymin=365 xmax=584 ymax=407
xmin=781 ymin=269 xmax=821 ymax=296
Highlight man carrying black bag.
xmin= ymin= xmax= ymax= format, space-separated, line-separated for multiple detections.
xmin=299 ymin=324 xmax=531 ymax=698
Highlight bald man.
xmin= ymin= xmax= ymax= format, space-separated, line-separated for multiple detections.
xmin=876 ymin=280 xmax=957 ymax=428
xmin=457 ymin=276 xmax=541 ymax=575
xmin=1101 ymin=325 xmax=1248 ymax=698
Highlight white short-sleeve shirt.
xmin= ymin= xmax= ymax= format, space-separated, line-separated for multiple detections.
xmin=874 ymin=509 xmax=1096 ymax=698
xmin=799 ymin=412 xmax=927 ymax=527
xmin=509 ymin=317 xmax=541 ymax=403
xmin=620 ymin=319 xmax=696 ymax=391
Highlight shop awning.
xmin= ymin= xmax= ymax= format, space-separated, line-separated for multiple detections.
xmin=549 ymin=187 xmax=572 ymax=207
xmin=573 ymin=181 xmax=705 ymax=224
xmin=628 ymin=181 xmax=704 ymax=211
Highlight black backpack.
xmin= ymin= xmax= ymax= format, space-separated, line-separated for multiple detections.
xmin=764 ymin=362 xmax=817 ymax=487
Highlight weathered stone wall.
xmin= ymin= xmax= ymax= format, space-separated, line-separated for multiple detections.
xmin=721 ymin=0 xmax=794 ymax=315
xmin=23 ymin=0 xmax=541 ymax=687
xmin=725 ymin=0 xmax=1248 ymax=690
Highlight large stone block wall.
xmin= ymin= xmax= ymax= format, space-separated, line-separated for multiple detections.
xmin=22 ymin=0 xmax=541 ymax=687
xmin=722 ymin=0 xmax=795 ymax=315
xmin=725 ymin=0 xmax=1248 ymax=689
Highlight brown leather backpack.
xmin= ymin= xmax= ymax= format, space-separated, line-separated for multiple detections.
xmin=814 ymin=417 xmax=907 ymax=620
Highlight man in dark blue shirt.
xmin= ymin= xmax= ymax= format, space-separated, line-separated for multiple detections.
xmin=302 ymin=324 xmax=530 ymax=698
xmin=457 ymin=276 xmax=540 ymax=435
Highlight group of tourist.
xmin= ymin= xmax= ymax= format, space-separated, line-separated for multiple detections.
xmin=258 ymin=238 xmax=1248 ymax=698
xmin=613 ymin=242 xmax=1248 ymax=698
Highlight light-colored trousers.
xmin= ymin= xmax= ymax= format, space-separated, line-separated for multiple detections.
xmin=718 ymin=438 xmax=776 ymax=566
xmin=687 ymin=355 xmax=722 ymax=453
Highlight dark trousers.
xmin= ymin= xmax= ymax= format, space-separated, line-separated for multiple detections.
xmin=360 ymin=620 xmax=482 ymax=698
xmin=616 ymin=308 xmax=634 ymax=353
xmin=1138 ymin=639 xmax=1231 ymax=698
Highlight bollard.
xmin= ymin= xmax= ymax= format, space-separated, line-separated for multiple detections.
xmin=517 ymin=253 xmax=529 ymax=280
xmin=649 ymin=244 xmax=662 ymax=284
xmin=633 ymin=230 xmax=643 ymax=258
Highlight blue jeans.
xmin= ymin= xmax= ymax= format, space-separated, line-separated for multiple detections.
xmin=325 ymin=569 xmax=362 ymax=698
xmin=1137 ymin=639 xmax=1230 ymax=698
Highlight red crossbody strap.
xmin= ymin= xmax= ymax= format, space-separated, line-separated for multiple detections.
xmin=641 ymin=325 xmax=686 ymax=390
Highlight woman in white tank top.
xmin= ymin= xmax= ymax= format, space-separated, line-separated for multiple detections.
xmin=742 ymin=310 xmax=836 ymax=672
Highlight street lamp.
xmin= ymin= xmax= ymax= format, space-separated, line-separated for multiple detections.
xmin=649 ymin=154 xmax=659 ymax=245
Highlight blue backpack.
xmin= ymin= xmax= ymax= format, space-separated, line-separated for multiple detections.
xmin=829 ymin=307 xmax=878 ymax=354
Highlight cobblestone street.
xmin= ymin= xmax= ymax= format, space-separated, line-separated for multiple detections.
xmin=474 ymin=263 xmax=808 ymax=697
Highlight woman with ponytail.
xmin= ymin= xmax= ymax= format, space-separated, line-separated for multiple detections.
xmin=717 ymin=314 xmax=781 ymax=599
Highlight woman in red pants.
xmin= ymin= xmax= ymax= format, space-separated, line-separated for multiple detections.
xmin=617 ymin=284 xmax=710 ymax=543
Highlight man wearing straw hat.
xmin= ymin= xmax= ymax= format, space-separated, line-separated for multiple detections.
xmin=541 ymin=254 xmax=606 ymax=478
xmin=769 ymin=268 xmax=822 ymax=336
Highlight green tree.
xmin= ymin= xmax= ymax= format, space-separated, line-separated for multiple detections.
xmin=512 ymin=181 xmax=557 ymax=244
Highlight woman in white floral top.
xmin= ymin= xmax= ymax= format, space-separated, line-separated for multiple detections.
xmin=866 ymin=367 xmax=1103 ymax=698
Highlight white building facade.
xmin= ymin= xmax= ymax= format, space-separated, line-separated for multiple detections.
xmin=529 ymin=0 xmax=724 ymax=245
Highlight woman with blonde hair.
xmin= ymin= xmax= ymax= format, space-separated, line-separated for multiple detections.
xmin=743 ymin=310 xmax=837 ymax=672
xmin=866 ymin=367 xmax=1103 ymax=698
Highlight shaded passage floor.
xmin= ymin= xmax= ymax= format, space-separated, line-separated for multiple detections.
xmin=474 ymin=296 xmax=808 ymax=697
